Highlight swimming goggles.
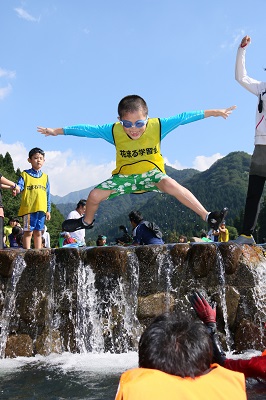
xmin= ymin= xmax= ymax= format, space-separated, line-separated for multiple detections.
xmin=119 ymin=117 xmax=148 ymax=128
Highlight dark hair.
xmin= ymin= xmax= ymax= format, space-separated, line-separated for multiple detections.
xmin=97 ymin=235 xmax=107 ymax=240
xmin=28 ymin=147 xmax=45 ymax=158
xmin=76 ymin=199 xmax=87 ymax=209
xmin=200 ymin=231 xmax=207 ymax=238
xmin=8 ymin=217 xmax=17 ymax=224
xmin=16 ymin=232 xmax=23 ymax=247
xmin=128 ymin=210 xmax=143 ymax=224
xmin=138 ymin=313 xmax=213 ymax=378
xmin=118 ymin=95 xmax=148 ymax=118
xmin=12 ymin=226 xmax=22 ymax=236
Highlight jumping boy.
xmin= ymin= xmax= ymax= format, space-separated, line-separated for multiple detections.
xmin=37 ymin=95 xmax=236 ymax=233
xmin=14 ymin=147 xmax=51 ymax=249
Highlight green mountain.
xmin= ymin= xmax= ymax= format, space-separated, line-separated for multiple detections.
xmin=55 ymin=151 xmax=252 ymax=243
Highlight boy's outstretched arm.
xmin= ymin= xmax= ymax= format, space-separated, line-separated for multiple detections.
xmin=37 ymin=127 xmax=64 ymax=136
xmin=204 ymin=105 xmax=236 ymax=119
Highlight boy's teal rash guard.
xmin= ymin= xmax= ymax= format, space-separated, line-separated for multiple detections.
xmin=63 ymin=111 xmax=204 ymax=144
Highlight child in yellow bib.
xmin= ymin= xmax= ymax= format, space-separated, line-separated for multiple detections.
xmin=14 ymin=147 xmax=51 ymax=249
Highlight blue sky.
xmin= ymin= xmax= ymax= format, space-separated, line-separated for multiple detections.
xmin=0 ymin=0 xmax=265 ymax=196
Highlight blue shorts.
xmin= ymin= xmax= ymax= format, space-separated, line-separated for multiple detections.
xmin=22 ymin=212 xmax=46 ymax=232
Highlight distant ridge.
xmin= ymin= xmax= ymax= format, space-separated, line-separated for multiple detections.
xmin=51 ymin=186 xmax=94 ymax=205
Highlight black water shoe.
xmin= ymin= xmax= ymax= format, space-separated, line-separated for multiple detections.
xmin=62 ymin=217 xmax=95 ymax=232
xmin=207 ymin=207 xmax=228 ymax=231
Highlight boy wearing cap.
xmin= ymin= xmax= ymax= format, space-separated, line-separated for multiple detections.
xmin=14 ymin=147 xmax=51 ymax=249
xmin=96 ymin=235 xmax=107 ymax=246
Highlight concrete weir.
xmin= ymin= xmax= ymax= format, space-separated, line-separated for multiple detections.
xmin=0 ymin=243 xmax=266 ymax=358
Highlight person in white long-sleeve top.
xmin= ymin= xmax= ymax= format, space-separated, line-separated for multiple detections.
xmin=235 ymin=35 xmax=266 ymax=245
xmin=67 ymin=199 xmax=87 ymax=246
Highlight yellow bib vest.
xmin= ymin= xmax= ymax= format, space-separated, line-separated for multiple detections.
xmin=18 ymin=171 xmax=48 ymax=216
xmin=111 ymin=118 xmax=165 ymax=175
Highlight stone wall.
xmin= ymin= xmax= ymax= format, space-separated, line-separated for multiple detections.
xmin=0 ymin=243 xmax=266 ymax=358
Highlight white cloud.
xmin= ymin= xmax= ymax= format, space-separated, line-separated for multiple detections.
xmin=163 ymin=157 xmax=188 ymax=170
xmin=192 ymin=153 xmax=224 ymax=170
xmin=164 ymin=153 xmax=223 ymax=172
xmin=0 ymin=68 xmax=16 ymax=79
xmin=0 ymin=84 xmax=12 ymax=100
xmin=14 ymin=7 xmax=40 ymax=22
xmin=0 ymin=141 xmax=115 ymax=197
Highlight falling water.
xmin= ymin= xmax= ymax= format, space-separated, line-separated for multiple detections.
xmin=249 ymin=257 xmax=266 ymax=344
xmin=0 ymin=255 xmax=26 ymax=358
xmin=91 ymin=251 xmax=142 ymax=353
xmin=157 ymin=249 xmax=176 ymax=310
xmin=215 ymin=246 xmax=234 ymax=350
xmin=75 ymin=260 xmax=105 ymax=353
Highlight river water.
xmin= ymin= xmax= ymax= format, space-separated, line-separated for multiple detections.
xmin=0 ymin=352 xmax=265 ymax=400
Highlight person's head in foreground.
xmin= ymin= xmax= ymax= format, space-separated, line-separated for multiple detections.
xmin=138 ymin=312 xmax=212 ymax=378
xmin=115 ymin=312 xmax=247 ymax=400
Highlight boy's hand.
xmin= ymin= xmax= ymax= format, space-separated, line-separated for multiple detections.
xmin=12 ymin=184 xmax=20 ymax=196
xmin=204 ymin=106 xmax=236 ymax=120
xmin=217 ymin=105 xmax=237 ymax=119
xmin=37 ymin=127 xmax=63 ymax=136
xmin=240 ymin=35 xmax=251 ymax=48
xmin=46 ymin=212 xmax=51 ymax=221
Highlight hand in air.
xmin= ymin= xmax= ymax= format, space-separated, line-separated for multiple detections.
xmin=37 ymin=126 xmax=57 ymax=136
xmin=240 ymin=35 xmax=251 ymax=48
xmin=189 ymin=291 xmax=216 ymax=324
xmin=219 ymin=105 xmax=237 ymax=119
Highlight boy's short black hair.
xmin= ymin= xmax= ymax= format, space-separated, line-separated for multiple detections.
xmin=118 ymin=95 xmax=148 ymax=118
xmin=138 ymin=312 xmax=213 ymax=378
xmin=76 ymin=199 xmax=87 ymax=209
xmin=128 ymin=210 xmax=143 ymax=224
xmin=29 ymin=147 xmax=45 ymax=158
xmin=97 ymin=235 xmax=107 ymax=240
xmin=12 ymin=226 xmax=22 ymax=236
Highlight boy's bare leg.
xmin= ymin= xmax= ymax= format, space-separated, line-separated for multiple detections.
xmin=83 ymin=188 xmax=114 ymax=224
xmin=33 ymin=230 xmax=42 ymax=249
xmin=155 ymin=177 xmax=208 ymax=220
xmin=23 ymin=231 xmax=33 ymax=249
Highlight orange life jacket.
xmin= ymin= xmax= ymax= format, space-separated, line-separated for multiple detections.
xmin=115 ymin=365 xmax=246 ymax=400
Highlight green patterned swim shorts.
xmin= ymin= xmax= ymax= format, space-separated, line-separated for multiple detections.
xmin=95 ymin=168 xmax=168 ymax=200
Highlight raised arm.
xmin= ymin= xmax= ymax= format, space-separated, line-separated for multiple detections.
xmin=235 ymin=35 xmax=262 ymax=96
